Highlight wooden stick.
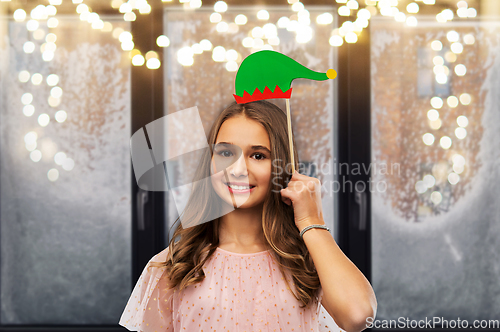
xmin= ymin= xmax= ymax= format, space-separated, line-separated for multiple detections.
xmin=285 ymin=98 xmax=295 ymax=174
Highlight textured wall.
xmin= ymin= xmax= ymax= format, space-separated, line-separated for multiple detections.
xmin=371 ymin=16 xmax=500 ymax=322
xmin=0 ymin=18 xmax=131 ymax=324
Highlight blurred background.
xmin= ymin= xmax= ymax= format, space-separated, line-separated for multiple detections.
xmin=0 ymin=0 xmax=499 ymax=331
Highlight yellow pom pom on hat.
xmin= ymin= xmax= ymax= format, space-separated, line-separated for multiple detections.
xmin=327 ymin=69 xmax=337 ymax=79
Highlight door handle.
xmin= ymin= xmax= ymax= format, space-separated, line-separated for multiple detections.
xmin=354 ymin=182 xmax=367 ymax=231
xmin=137 ymin=187 xmax=149 ymax=231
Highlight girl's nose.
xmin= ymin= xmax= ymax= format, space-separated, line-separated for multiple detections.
xmin=229 ymin=154 xmax=248 ymax=177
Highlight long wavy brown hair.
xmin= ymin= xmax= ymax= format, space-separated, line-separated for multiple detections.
xmin=149 ymin=100 xmax=321 ymax=308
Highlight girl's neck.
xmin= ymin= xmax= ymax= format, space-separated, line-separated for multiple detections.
xmin=218 ymin=205 xmax=268 ymax=249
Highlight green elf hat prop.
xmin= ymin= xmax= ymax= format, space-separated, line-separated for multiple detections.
xmin=233 ymin=50 xmax=337 ymax=104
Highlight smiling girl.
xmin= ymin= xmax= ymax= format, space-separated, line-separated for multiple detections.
xmin=119 ymin=100 xmax=377 ymax=332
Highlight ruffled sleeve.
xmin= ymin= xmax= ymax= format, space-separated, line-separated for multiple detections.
xmin=317 ymin=286 xmax=347 ymax=332
xmin=119 ymin=248 xmax=175 ymax=332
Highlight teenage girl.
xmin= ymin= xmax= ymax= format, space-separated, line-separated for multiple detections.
xmin=119 ymin=100 xmax=377 ymax=332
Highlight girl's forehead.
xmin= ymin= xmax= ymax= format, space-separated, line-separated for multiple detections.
xmin=216 ymin=117 xmax=270 ymax=147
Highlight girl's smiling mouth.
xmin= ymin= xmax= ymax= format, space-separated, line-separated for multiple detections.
xmin=224 ymin=181 xmax=256 ymax=193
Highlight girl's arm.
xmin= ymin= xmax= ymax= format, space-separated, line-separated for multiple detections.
xmin=301 ymin=223 xmax=377 ymax=332
xmin=280 ymin=171 xmax=377 ymax=332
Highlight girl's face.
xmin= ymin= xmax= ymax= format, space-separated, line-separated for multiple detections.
xmin=210 ymin=115 xmax=272 ymax=209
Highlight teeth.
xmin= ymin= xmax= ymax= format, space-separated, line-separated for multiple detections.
xmin=228 ymin=184 xmax=252 ymax=190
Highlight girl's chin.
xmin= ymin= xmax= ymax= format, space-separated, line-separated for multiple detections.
xmin=217 ymin=190 xmax=253 ymax=207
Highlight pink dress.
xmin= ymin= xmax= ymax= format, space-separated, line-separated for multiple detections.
xmin=119 ymin=246 xmax=344 ymax=332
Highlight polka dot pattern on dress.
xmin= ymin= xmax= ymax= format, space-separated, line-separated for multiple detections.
xmin=118 ymin=246 xmax=344 ymax=332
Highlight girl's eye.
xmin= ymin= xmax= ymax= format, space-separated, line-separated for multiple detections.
xmin=252 ymin=153 xmax=266 ymax=161
xmin=217 ymin=150 xmax=233 ymax=158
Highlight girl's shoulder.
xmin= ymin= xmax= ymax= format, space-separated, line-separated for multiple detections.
xmin=119 ymin=247 xmax=175 ymax=332
xmin=150 ymin=246 xmax=171 ymax=263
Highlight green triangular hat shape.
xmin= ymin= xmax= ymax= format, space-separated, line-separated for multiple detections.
xmin=233 ymin=50 xmax=336 ymax=103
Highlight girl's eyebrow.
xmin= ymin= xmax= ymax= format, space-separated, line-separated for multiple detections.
xmin=216 ymin=141 xmax=271 ymax=154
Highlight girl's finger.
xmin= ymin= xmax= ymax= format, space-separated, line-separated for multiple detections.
xmin=291 ymin=170 xmax=307 ymax=180
xmin=280 ymin=187 xmax=297 ymax=201
xmin=280 ymin=189 xmax=292 ymax=205
xmin=285 ymin=181 xmax=308 ymax=192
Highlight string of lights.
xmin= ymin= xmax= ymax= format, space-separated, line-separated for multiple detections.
xmin=4 ymin=0 xmax=477 ymax=190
